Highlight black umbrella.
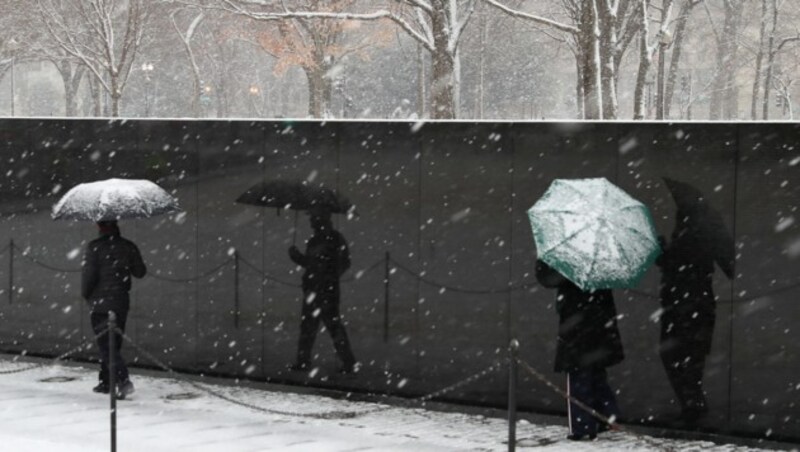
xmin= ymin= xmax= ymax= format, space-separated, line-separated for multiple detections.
xmin=236 ymin=180 xmax=353 ymax=243
xmin=663 ymin=177 xmax=734 ymax=279
xmin=236 ymin=180 xmax=352 ymax=213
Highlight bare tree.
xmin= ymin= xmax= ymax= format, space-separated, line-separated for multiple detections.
xmin=213 ymin=0 xmax=477 ymax=119
xmin=485 ymin=0 xmax=640 ymax=119
xmin=38 ymin=0 xmax=151 ymax=117
xmin=632 ymin=0 xmax=674 ymax=120
xmin=664 ymin=0 xmax=703 ymax=118
xmin=171 ymin=7 xmax=206 ymax=117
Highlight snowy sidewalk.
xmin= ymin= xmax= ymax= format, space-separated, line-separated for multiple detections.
xmin=0 ymin=356 xmax=786 ymax=451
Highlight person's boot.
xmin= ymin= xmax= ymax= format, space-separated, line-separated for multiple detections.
xmin=116 ymin=380 xmax=135 ymax=400
xmin=92 ymin=381 xmax=110 ymax=394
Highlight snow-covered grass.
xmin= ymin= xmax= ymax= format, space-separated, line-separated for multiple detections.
xmin=0 ymin=356 xmax=786 ymax=451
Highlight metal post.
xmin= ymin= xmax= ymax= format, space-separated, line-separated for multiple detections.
xmin=8 ymin=239 xmax=13 ymax=305
xmin=234 ymin=249 xmax=240 ymax=329
xmin=383 ymin=251 xmax=390 ymax=343
xmin=109 ymin=311 xmax=117 ymax=452
xmin=508 ymin=339 xmax=519 ymax=452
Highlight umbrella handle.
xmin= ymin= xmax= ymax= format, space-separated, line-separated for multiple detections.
xmin=292 ymin=210 xmax=298 ymax=246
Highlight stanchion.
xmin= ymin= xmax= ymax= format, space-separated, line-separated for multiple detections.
xmin=383 ymin=251 xmax=390 ymax=343
xmin=508 ymin=338 xmax=519 ymax=452
xmin=109 ymin=311 xmax=117 ymax=452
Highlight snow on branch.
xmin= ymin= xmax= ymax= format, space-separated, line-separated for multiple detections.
xmin=482 ymin=0 xmax=579 ymax=34
xmin=217 ymin=0 xmax=435 ymax=51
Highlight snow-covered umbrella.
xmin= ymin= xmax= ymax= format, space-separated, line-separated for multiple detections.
xmin=52 ymin=178 xmax=180 ymax=221
xmin=528 ymin=177 xmax=660 ymax=291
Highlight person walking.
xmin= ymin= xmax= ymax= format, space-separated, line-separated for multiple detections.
xmin=82 ymin=220 xmax=146 ymax=398
xmin=288 ymin=208 xmax=357 ymax=374
xmin=657 ymin=179 xmax=734 ymax=423
xmin=536 ymin=260 xmax=624 ymax=441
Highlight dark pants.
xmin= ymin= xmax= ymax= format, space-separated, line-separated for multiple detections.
xmin=296 ymin=289 xmax=355 ymax=368
xmin=659 ymin=306 xmax=714 ymax=413
xmin=566 ymin=368 xmax=619 ymax=437
xmin=91 ymin=311 xmax=129 ymax=384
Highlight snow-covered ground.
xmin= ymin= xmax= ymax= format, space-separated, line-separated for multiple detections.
xmin=0 ymin=355 xmax=788 ymax=451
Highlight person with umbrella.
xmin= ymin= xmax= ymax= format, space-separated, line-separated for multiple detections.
xmin=528 ymin=178 xmax=661 ymax=440
xmin=288 ymin=207 xmax=357 ymax=374
xmin=657 ymin=178 xmax=735 ymax=423
xmin=535 ymin=259 xmax=623 ymax=441
xmin=236 ymin=180 xmax=358 ymax=374
xmin=82 ymin=220 xmax=146 ymax=397
xmin=53 ymin=178 xmax=179 ymax=397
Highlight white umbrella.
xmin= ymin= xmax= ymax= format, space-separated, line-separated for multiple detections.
xmin=52 ymin=178 xmax=180 ymax=221
xmin=528 ymin=177 xmax=660 ymax=291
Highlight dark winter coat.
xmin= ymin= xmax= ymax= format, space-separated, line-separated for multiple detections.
xmin=82 ymin=232 xmax=147 ymax=315
xmin=656 ymin=217 xmax=732 ymax=356
xmin=289 ymin=229 xmax=350 ymax=297
xmin=536 ymin=260 xmax=624 ymax=373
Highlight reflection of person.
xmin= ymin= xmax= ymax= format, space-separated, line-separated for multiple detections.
xmin=288 ymin=209 xmax=357 ymax=374
xmin=81 ymin=220 xmax=146 ymax=397
xmin=657 ymin=180 xmax=734 ymax=422
xmin=536 ymin=260 xmax=624 ymax=441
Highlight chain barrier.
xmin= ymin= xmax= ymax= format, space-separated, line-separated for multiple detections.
xmin=237 ymin=255 xmax=302 ymax=288
xmin=0 ymin=327 xmax=108 ymax=375
xmin=148 ymin=258 xmax=233 ymax=283
xmin=13 ymin=244 xmax=82 ymax=274
xmin=118 ymin=327 xmax=501 ymax=420
xmin=516 ymin=357 xmax=679 ymax=452
xmin=388 ymin=257 xmax=538 ymax=294
xmin=238 ymin=255 xmax=384 ymax=288
xmin=340 ymin=258 xmax=385 ymax=283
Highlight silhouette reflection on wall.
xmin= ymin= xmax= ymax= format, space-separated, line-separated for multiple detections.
xmin=656 ymin=178 xmax=735 ymax=423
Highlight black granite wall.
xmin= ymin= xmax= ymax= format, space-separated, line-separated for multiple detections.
xmin=0 ymin=119 xmax=797 ymax=441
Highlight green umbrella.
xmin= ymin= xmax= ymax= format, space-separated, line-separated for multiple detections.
xmin=528 ymin=178 xmax=660 ymax=291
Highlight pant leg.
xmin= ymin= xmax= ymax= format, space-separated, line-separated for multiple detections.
xmin=91 ymin=312 xmax=110 ymax=384
xmin=113 ymin=312 xmax=129 ymax=382
xmin=296 ymin=291 xmax=321 ymax=366
xmin=591 ymin=368 xmax=620 ymax=421
xmin=319 ymin=298 xmax=356 ymax=368
xmin=91 ymin=311 xmax=130 ymax=383
xmin=567 ymin=370 xmax=598 ymax=437
xmin=661 ymin=326 xmax=707 ymax=412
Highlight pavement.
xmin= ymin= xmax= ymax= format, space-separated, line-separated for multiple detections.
xmin=0 ymin=354 xmax=796 ymax=451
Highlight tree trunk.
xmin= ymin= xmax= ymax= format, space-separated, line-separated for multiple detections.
xmin=575 ymin=56 xmax=585 ymax=118
xmin=598 ymin=3 xmax=618 ymax=119
xmin=418 ymin=43 xmax=427 ymax=119
xmin=709 ymin=1 xmax=744 ymax=120
xmin=429 ymin=6 xmax=457 ymax=119
xmin=579 ymin=0 xmax=603 ymax=119
xmin=751 ymin=0 xmax=768 ymax=119
xmin=633 ymin=0 xmax=652 ymax=120
xmin=762 ymin=0 xmax=777 ymax=119
xmin=664 ymin=0 xmax=697 ymax=117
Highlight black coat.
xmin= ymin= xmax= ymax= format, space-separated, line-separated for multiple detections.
xmin=289 ymin=229 xmax=350 ymax=297
xmin=536 ymin=260 xmax=624 ymax=373
xmin=82 ymin=232 xmax=147 ymax=315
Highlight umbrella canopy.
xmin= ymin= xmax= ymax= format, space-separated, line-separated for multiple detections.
xmin=52 ymin=178 xmax=181 ymax=221
xmin=528 ymin=177 xmax=660 ymax=291
xmin=663 ymin=177 xmax=734 ymax=279
xmin=236 ymin=180 xmax=352 ymax=214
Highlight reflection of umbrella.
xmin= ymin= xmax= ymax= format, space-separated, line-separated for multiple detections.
xmin=663 ymin=177 xmax=734 ymax=279
xmin=52 ymin=178 xmax=180 ymax=221
xmin=528 ymin=178 xmax=660 ymax=291
xmin=236 ymin=180 xmax=352 ymax=214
